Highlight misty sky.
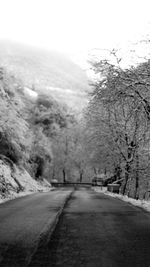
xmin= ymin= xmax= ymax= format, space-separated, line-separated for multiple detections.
xmin=0 ymin=0 xmax=150 ymax=63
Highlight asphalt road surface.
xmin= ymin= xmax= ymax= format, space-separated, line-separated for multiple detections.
xmin=30 ymin=187 xmax=150 ymax=267
xmin=0 ymin=189 xmax=72 ymax=267
xmin=1 ymin=188 xmax=150 ymax=267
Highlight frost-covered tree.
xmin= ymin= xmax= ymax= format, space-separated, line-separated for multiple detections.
xmin=86 ymin=54 xmax=150 ymax=198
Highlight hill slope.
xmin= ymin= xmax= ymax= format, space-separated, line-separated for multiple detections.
xmin=0 ymin=41 xmax=90 ymax=110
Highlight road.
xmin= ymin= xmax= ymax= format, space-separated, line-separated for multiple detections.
xmin=0 ymin=188 xmax=73 ymax=267
xmin=1 ymin=188 xmax=150 ymax=267
xmin=30 ymin=187 xmax=150 ymax=267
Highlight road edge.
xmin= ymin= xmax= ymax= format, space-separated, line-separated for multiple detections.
xmin=26 ymin=189 xmax=74 ymax=266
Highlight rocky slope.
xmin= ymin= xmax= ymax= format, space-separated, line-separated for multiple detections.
xmin=0 ymin=159 xmax=51 ymax=203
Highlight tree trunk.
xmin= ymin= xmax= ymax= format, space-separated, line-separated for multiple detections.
xmin=79 ymin=170 xmax=83 ymax=183
xmin=93 ymin=167 xmax=97 ymax=175
xmin=135 ymin=152 xmax=139 ymax=199
xmin=52 ymin=168 xmax=55 ymax=179
xmin=63 ymin=169 xmax=66 ymax=183
xmin=122 ymin=163 xmax=130 ymax=195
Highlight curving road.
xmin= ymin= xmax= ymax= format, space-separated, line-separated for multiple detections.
xmin=1 ymin=187 xmax=150 ymax=266
xmin=30 ymin=187 xmax=150 ymax=267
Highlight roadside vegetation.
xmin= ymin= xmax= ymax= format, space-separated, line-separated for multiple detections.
xmin=0 ymin=43 xmax=91 ymax=201
xmin=85 ymin=48 xmax=150 ymax=200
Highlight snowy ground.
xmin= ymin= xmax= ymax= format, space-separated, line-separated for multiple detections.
xmin=94 ymin=187 xmax=150 ymax=212
xmin=0 ymin=191 xmax=35 ymax=204
xmin=0 ymin=160 xmax=52 ymax=204
xmin=0 ymin=184 xmax=52 ymax=204
xmin=0 ymin=181 xmax=52 ymax=205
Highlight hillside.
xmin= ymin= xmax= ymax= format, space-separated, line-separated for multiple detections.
xmin=0 ymin=67 xmax=72 ymax=202
xmin=0 ymin=41 xmax=90 ymax=111
xmin=0 ymin=41 xmax=91 ymax=202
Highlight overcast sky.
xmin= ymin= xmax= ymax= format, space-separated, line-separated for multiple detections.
xmin=0 ymin=0 xmax=150 ymax=63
